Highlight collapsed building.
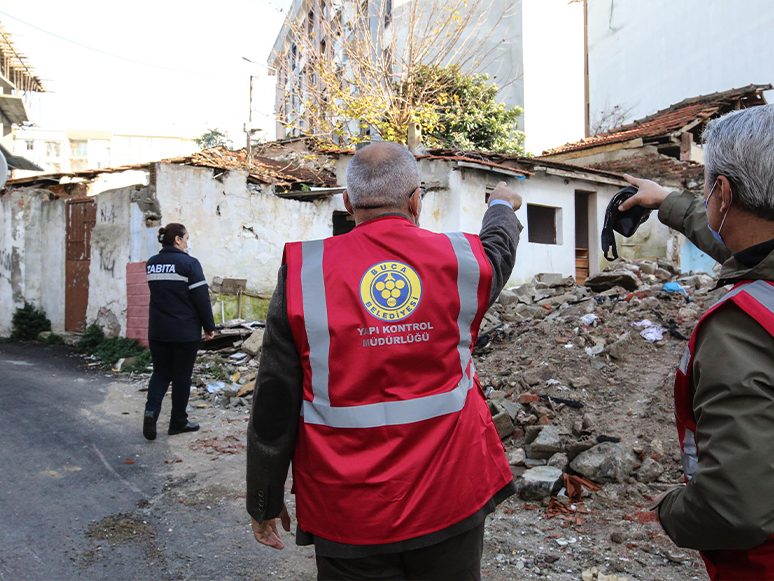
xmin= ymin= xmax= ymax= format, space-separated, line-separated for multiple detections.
xmin=3 ymin=141 xmax=684 ymax=340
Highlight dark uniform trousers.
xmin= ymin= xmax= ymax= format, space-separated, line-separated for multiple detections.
xmin=315 ymin=522 xmax=484 ymax=581
xmin=145 ymin=340 xmax=200 ymax=428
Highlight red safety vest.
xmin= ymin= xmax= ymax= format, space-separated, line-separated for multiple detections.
xmin=673 ymin=279 xmax=774 ymax=580
xmin=283 ymin=215 xmax=513 ymax=545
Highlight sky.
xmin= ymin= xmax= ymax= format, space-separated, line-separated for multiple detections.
xmin=2 ymin=0 xmax=288 ymax=142
xmin=1 ymin=0 xmax=585 ymax=154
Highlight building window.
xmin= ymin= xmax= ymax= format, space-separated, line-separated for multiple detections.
xmin=70 ymin=140 xmax=88 ymax=156
xmin=46 ymin=141 xmax=61 ymax=157
xmin=332 ymin=211 xmax=356 ymax=236
xmin=527 ymin=204 xmax=559 ymax=245
xmin=24 ymin=140 xmax=34 ymax=151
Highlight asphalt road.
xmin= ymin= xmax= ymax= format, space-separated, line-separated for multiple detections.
xmin=0 ymin=342 xmax=313 ymax=581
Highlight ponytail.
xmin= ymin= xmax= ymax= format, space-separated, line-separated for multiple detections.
xmin=158 ymin=223 xmax=187 ymax=247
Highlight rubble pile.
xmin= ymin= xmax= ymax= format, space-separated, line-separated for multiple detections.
xmin=476 ymin=258 xmax=722 ymax=579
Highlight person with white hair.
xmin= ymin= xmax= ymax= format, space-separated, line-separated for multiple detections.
xmin=620 ymin=103 xmax=774 ymax=580
xmin=246 ymin=141 xmax=524 ymax=580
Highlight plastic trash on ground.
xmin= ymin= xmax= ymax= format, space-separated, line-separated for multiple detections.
xmin=631 ymin=319 xmax=666 ymax=342
xmin=662 ymin=282 xmax=689 ymax=296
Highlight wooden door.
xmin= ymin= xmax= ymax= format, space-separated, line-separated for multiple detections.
xmin=65 ymin=199 xmax=96 ymax=331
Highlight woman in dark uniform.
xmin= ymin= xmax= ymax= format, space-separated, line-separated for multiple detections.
xmin=143 ymin=223 xmax=216 ymax=440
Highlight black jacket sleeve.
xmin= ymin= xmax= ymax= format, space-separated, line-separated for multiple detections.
xmin=246 ymin=265 xmax=303 ymax=523
xmin=479 ymin=203 xmax=522 ymax=306
xmin=188 ymin=259 xmax=216 ymax=334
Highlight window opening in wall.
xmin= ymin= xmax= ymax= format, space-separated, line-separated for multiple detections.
xmin=24 ymin=140 xmax=33 ymax=151
xmin=332 ymin=211 xmax=356 ymax=236
xmin=527 ymin=204 xmax=558 ymax=245
xmin=70 ymin=140 xmax=88 ymax=156
xmin=46 ymin=141 xmax=61 ymax=157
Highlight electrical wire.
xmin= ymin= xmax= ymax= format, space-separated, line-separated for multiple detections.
xmin=0 ymin=9 xmax=217 ymax=76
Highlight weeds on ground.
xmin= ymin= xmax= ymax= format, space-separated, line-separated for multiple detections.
xmin=94 ymin=337 xmax=146 ymax=366
xmin=43 ymin=333 xmax=65 ymax=345
xmin=76 ymin=324 xmax=105 ymax=354
xmin=123 ymin=349 xmax=153 ymax=373
xmin=10 ymin=303 xmax=51 ymax=341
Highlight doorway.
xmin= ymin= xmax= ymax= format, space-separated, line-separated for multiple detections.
xmin=65 ymin=199 xmax=96 ymax=331
xmin=574 ymin=191 xmax=592 ymax=284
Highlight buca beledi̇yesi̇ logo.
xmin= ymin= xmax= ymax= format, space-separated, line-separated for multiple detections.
xmin=360 ymin=261 xmax=422 ymax=322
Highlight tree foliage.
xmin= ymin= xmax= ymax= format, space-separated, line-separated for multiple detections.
xmin=277 ymin=0 xmax=522 ymax=152
xmin=401 ymin=65 xmax=524 ymax=154
xmin=195 ymin=129 xmax=232 ymax=150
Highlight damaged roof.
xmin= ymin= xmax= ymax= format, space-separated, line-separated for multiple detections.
xmin=542 ymin=84 xmax=772 ymax=157
xmin=3 ymin=146 xmax=337 ymax=189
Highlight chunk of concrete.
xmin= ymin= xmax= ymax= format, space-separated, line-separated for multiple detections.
xmin=242 ymin=328 xmax=265 ymax=357
xmin=585 ymin=271 xmax=640 ymax=292
xmin=519 ymin=466 xmax=563 ymax=500
xmin=569 ymin=442 xmax=637 ymax=484
xmin=498 ymin=289 xmax=519 ymax=306
xmin=529 ymin=425 xmax=564 ymax=459
xmin=636 ymin=457 xmax=664 ymax=483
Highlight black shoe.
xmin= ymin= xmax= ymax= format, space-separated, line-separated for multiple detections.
xmin=143 ymin=411 xmax=157 ymax=441
xmin=168 ymin=421 xmax=200 ymax=435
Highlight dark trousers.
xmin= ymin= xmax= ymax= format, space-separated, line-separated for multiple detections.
xmin=145 ymin=340 xmax=199 ymax=427
xmin=316 ymin=522 xmax=484 ymax=581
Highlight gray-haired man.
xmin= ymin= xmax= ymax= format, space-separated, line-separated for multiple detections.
xmin=246 ymin=142 xmax=524 ymax=580
xmin=621 ymin=104 xmax=774 ymax=580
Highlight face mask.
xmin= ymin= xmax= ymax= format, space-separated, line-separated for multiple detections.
xmin=185 ymin=240 xmax=192 ymax=255
xmin=704 ymin=179 xmax=729 ymax=246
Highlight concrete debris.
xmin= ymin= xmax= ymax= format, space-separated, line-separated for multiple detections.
xmin=519 ymin=466 xmax=563 ymax=500
xmin=547 ymin=452 xmax=569 ymax=471
xmin=509 ymin=448 xmax=526 ymax=466
xmin=584 ymin=270 xmax=640 ymax=292
xmin=241 ymin=329 xmax=265 ymax=357
xmin=635 ymin=457 xmax=665 ymax=483
xmin=528 ymin=425 xmax=564 ymax=459
xmin=497 ymin=289 xmax=520 ymax=306
xmin=569 ymin=442 xmax=637 ymax=484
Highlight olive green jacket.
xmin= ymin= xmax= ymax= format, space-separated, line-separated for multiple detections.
xmin=656 ymin=190 xmax=774 ymax=551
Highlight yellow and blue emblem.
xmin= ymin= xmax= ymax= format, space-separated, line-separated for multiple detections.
xmin=360 ymin=261 xmax=422 ymax=321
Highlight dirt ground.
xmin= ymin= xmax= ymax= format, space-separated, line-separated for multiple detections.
xmin=89 ymin=259 xmax=716 ymax=581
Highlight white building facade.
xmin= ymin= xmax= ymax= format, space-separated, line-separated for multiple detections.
xmin=586 ymin=0 xmax=774 ymax=134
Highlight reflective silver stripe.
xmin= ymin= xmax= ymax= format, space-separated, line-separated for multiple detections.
xmin=301 ymin=240 xmax=331 ymax=405
xmin=679 ymin=347 xmax=691 ymax=375
xmin=189 ymin=280 xmax=207 ymax=290
xmin=681 ymin=428 xmax=698 ymax=480
xmin=147 ymin=273 xmax=188 ymax=283
xmin=299 ymin=233 xmax=481 ymax=428
xmin=303 ymin=374 xmax=473 ymax=429
xmin=740 ymin=280 xmax=774 ymax=315
xmin=444 ymin=232 xmax=480 ymax=380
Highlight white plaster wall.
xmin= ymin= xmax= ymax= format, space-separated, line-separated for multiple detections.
xmin=0 ymin=190 xmax=66 ymax=335
xmin=0 ymin=192 xmax=25 ymax=336
xmin=86 ymin=188 xmax=133 ymax=336
xmin=587 ymin=0 xmax=774 ymax=129
xmin=38 ymin=199 xmax=66 ymax=332
xmin=153 ymin=164 xmax=346 ymax=296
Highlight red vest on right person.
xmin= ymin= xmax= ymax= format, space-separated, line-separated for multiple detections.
xmin=282 ymin=215 xmax=513 ymax=546
xmin=673 ymin=279 xmax=774 ymax=580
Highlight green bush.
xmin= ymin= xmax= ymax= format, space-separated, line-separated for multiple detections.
xmin=10 ymin=303 xmax=51 ymax=341
xmin=94 ymin=337 xmax=146 ymax=366
xmin=44 ymin=333 xmax=65 ymax=345
xmin=124 ymin=349 xmax=153 ymax=373
xmin=76 ymin=324 xmax=105 ymax=354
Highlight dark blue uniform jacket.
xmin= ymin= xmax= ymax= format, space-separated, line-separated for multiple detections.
xmin=146 ymin=247 xmax=216 ymax=343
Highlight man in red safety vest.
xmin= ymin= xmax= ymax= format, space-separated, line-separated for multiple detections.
xmin=620 ymin=104 xmax=774 ymax=580
xmin=246 ymin=141 xmax=523 ymax=580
